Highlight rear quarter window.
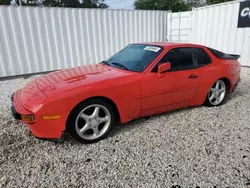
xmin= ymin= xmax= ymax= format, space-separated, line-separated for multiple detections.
xmin=193 ymin=48 xmax=211 ymax=67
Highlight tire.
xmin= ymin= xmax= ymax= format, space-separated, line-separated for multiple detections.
xmin=67 ymin=98 xmax=116 ymax=144
xmin=204 ymin=79 xmax=228 ymax=107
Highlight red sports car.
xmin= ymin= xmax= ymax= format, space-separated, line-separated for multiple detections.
xmin=11 ymin=43 xmax=241 ymax=143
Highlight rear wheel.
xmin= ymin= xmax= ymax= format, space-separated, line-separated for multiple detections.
xmin=204 ymin=79 xmax=227 ymax=107
xmin=67 ymin=99 xmax=115 ymax=144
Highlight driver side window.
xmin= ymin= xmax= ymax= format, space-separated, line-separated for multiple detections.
xmin=153 ymin=47 xmax=195 ymax=72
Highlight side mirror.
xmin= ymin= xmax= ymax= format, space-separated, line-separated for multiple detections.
xmin=158 ymin=62 xmax=171 ymax=74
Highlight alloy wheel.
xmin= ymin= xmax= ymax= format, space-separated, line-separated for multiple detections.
xmin=208 ymin=80 xmax=226 ymax=106
xmin=75 ymin=104 xmax=111 ymax=140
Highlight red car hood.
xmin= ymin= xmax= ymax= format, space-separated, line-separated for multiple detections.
xmin=35 ymin=64 xmax=135 ymax=97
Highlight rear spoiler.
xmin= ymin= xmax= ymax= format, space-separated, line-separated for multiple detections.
xmin=207 ymin=48 xmax=241 ymax=60
xmin=221 ymin=54 xmax=241 ymax=60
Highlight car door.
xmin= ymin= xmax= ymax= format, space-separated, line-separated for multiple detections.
xmin=141 ymin=47 xmax=200 ymax=115
xmin=188 ymin=47 xmax=214 ymax=105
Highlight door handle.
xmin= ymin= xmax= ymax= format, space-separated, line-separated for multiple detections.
xmin=188 ymin=74 xmax=198 ymax=79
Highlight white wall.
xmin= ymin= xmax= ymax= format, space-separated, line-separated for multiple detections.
xmin=0 ymin=6 xmax=169 ymax=77
xmin=1 ymin=1 xmax=249 ymax=78
xmin=168 ymin=1 xmax=250 ymax=66
xmin=191 ymin=1 xmax=250 ymax=66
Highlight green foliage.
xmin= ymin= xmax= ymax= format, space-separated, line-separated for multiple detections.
xmin=43 ymin=0 xmax=108 ymax=8
xmin=186 ymin=0 xmax=204 ymax=8
xmin=0 ymin=0 xmax=108 ymax=8
xmin=134 ymin=0 xmax=190 ymax=12
xmin=206 ymin=0 xmax=234 ymax=5
xmin=0 ymin=0 xmax=10 ymax=5
xmin=134 ymin=0 xmax=235 ymax=12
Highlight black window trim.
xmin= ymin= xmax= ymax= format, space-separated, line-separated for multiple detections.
xmin=207 ymin=47 xmax=240 ymax=60
xmin=151 ymin=47 xmax=196 ymax=73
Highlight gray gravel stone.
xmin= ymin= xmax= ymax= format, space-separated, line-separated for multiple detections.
xmin=0 ymin=68 xmax=250 ymax=187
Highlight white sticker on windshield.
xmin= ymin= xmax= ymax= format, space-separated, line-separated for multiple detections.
xmin=144 ymin=46 xmax=161 ymax=52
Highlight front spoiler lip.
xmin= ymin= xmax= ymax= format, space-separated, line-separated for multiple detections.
xmin=11 ymin=93 xmax=14 ymax=102
xmin=11 ymin=104 xmax=22 ymax=121
xmin=34 ymin=132 xmax=65 ymax=143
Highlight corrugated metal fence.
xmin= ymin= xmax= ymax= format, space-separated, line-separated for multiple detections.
xmin=0 ymin=6 xmax=169 ymax=77
xmin=1 ymin=1 xmax=249 ymax=78
xmin=191 ymin=1 xmax=250 ymax=67
xmin=170 ymin=1 xmax=250 ymax=66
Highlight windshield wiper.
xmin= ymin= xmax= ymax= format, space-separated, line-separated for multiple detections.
xmin=101 ymin=61 xmax=110 ymax=66
xmin=111 ymin=62 xmax=128 ymax=70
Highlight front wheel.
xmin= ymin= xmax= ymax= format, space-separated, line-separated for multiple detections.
xmin=204 ymin=79 xmax=227 ymax=107
xmin=67 ymin=99 xmax=115 ymax=144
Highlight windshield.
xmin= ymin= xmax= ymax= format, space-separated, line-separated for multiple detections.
xmin=103 ymin=44 xmax=163 ymax=72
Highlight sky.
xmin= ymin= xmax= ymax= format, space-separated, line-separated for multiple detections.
xmin=105 ymin=0 xmax=135 ymax=9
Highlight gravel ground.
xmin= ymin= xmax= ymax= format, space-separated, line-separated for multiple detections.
xmin=0 ymin=68 xmax=250 ymax=188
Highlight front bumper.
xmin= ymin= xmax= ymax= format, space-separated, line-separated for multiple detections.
xmin=10 ymin=92 xmax=65 ymax=143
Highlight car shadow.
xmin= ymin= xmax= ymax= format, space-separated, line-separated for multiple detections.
xmin=107 ymin=106 xmax=198 ymax=138
xmin=225 ymin=86 xmax=248 ymax=105
xmin=108 ymin=86 xmax=248 ymax=139
xmin=62 ymin=106 xmax=196 ymax=145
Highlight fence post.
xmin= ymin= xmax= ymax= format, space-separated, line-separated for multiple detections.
xmin=167 ymin=10 xmax=172 ymax=42
xmin=178 ymin=11 xmax=181 ymax=42
xmin=189 ymin=8 xmax=194 ymax=43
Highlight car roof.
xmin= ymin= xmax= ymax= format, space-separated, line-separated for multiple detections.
xmin=133 ymin=42 xmax=206 ymax=49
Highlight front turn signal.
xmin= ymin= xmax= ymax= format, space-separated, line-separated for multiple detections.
xmin=42 ymin=115 xmax=61 ymax=120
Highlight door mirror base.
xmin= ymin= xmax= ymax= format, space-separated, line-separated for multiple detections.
xmin=158 ymin=62 xmax=171 ymax=74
